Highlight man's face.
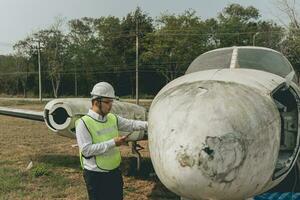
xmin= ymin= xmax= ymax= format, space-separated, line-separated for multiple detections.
xmin=97 ymin=97 xmax=113 ymax=115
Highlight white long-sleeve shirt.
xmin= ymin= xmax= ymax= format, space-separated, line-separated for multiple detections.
xmin=76 ymin=109 xmax=148 ymax=172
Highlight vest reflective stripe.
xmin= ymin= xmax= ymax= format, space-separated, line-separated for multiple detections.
xmin=76 ymin=113 xmax=121 ymax=171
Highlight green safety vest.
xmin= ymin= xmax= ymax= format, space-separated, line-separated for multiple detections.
xmin=76 ymin=113 xmax=121 ymax=171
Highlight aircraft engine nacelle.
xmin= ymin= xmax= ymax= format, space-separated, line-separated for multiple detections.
xmin=148 ymin=69 xmax=300 ymax=200
xmin=44 ymin=98 xmax=147 ymax=140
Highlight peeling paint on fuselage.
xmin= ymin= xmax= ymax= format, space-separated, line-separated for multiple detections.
xmin=175 ymin=132 xmax=246 ymax=183
xmin=176 ymin=146 xmax=196 ymax=168
xmin=199 ymin=132 xmax=246 ymax=183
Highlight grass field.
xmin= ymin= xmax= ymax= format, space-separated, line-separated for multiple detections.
xmin=0 ymin=100 xmax=179 ymax=200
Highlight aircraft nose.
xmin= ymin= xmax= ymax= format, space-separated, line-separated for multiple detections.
xmin=148 ymin=80 xmax=281 ymax=200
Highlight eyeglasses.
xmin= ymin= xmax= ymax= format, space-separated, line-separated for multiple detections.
xmin=100 ymin=99 xmax=114 ymax=104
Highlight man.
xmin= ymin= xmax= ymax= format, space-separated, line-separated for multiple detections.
xmin=75 ymin=82 xmax=148 ymax=200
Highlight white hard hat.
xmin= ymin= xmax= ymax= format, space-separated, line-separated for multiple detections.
xmin=90 ymin=82 xmax=118 ymax=100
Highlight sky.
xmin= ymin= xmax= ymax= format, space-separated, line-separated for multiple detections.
xmin=0 ymin=0 xmax=288 ymax=54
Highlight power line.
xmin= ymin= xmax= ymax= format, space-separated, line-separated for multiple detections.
xmin=89 ymin=30 xmax=287 ymax=37
xmin=0 ymin=61 xmax=190 ymax=73
xmin=0 ymin=66 xmax=187 ymax=76
xmin=0 ymin=70 xmax=181 ymax=76
xmin=7 ymin=30 xmax=290 ymax=47
xmin=146 ymin=30 xmax=286 ymax=36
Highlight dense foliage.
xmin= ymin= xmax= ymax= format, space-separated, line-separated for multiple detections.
xmin=0 ymin=4 xmax=298 ymax=98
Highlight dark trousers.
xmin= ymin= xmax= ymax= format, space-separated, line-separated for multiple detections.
xmin=83 ymin=168 xmax=123 ymax=200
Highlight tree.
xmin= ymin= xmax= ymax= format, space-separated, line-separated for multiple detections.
xmin=93 ymin=16 xmax=124 ymax=90
xmin=119 ymin=7 xmax=154 ymax=96
xmin=142 ymin=10 xmax=211 ymax=82
xmin=68 ymin=17 xmax=102 ymax=95
xmin=29 ymin=28 xmax=68 ymax=98
xmin=12 ymin=52 xmax=34 ymax=97
xmin=0 ymin=55 xmax=19 ymax=95
xmin=212 ymin=3 xmax=284 ymax=50
xmin=276 ymin=0 xmax=300 ymax=29
xmin=6 ymin=4 xmax=291 ymax=97
xmin=13 ymin=19 xmax=69 ymax=98
xmin=216 ymin=4 xmax=261 ymax=47
xmin=275 ymin=0 xmax=300 ymax=76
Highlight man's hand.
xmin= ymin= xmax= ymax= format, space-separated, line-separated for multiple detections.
xmin=114 ymin=135 xmax=129 ymax=146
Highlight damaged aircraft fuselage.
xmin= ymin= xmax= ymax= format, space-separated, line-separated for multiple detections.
xmin=148 ymin=46 xmax=300 ymax=200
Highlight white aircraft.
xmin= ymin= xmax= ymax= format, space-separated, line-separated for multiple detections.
xmin=148 ymin=46 xmax=300 ymax=199
xmin=0 ymin=46 xmax=299 ymax=199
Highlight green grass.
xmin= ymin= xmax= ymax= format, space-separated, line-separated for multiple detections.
xmin=36 ymin=154 xmax=81 ymax=169
xmin=0 ymin=167 xmax=24 ymax=194
xmin=124 ymin=186 xmax=137 ymax=192
xmin=31 ymin=163 xmax=50 ymax=177
xmin=0 ymin=162 xmax=73 ymax=199
xmin=0 ymin=160 xmax=16 ymax=166
xmin=123 ymin=186 xmax=137 ymax=197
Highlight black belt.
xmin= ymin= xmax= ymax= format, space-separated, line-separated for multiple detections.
xmin=83 ymin=167 xmax=120 ymax=174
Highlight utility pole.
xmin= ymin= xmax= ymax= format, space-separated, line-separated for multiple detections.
xmin=132 ymin=13 xmax=141 ymax=172
xmin=71 ymin=55 xmax=78 ymax=96
xmin=75 ymin=65 xmax=77 ymax=96
xmin=37 ymin=40 xmax=42 ymax=102
xmin=135 ymin=17 xmax=139 ymax=105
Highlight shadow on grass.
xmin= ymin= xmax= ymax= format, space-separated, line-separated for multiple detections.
xmin=121 ymin=157 xmax=179 ymax=199
xmin=148 ymin=179 xmax=180 ymax=200
xmin=35 ymin=154 xmax=179 ymax=199
xmin=37 ymin=154 xmax=152 ymax=174
xmin=35 ymin=154 xmax=81 ymax=170
xmin=121 ymin=156 xmax=155 ymax=179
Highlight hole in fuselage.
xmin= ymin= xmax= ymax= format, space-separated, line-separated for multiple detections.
xmin=51 ymin=107 xmax=69 ymax=125
xmin=272 ymin=84 xmax=300 ymax=180
xmin=203 ymin=147 xmax=214 ymax=156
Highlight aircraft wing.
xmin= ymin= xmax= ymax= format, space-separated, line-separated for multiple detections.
xmin=0 ymin=106 xmax=44 ymax=122
xmin=0 ymin=98 xmax=148 ymax=140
